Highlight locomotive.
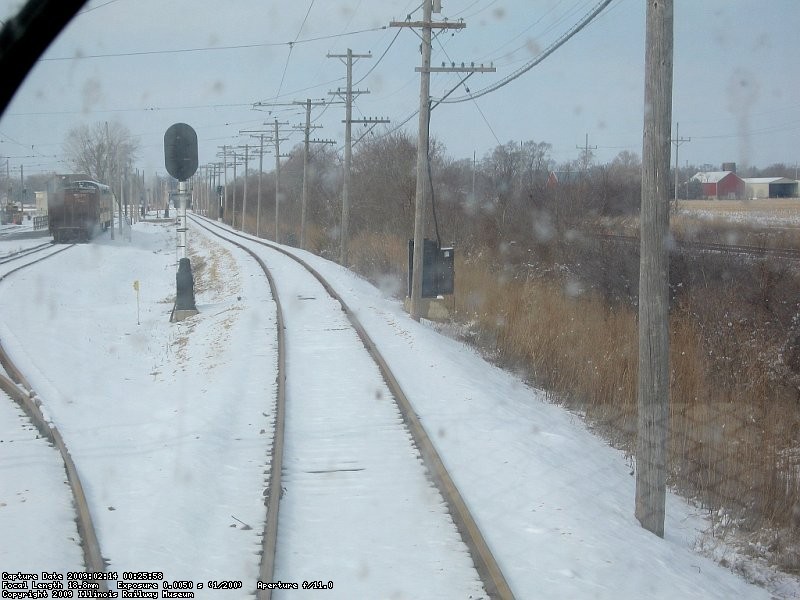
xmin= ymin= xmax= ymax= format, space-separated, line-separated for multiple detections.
xmin=48 ymin=180 xmax=115 ymax=243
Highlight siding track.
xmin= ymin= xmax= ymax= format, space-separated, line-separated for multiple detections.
xmin=0 ymin=243 xmax=108 ymax=590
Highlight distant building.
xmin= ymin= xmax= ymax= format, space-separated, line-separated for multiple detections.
xmin=742 ymin=177 xmax=799 ymax=199
xmin=34 ymin=191 xmax=48 ymax=214
xmin=546 ymin=170 xmax=583 ymax=187
xmin=689 ymin=171 xmax=745 ymax=200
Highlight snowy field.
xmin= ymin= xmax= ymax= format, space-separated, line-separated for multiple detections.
xmin=675 ymin=199 xmax=800 ymax=228
xmin=0 ymin=217 xmax=797 ymax=599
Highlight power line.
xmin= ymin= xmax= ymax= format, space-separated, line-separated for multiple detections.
xmin=474 ymin=0 xmax=567 ymax=63
xmin=38 ymin=25 xmax=387 ymax=62
xmin=354 ymin=27 xmax=403 ymax=86
xmin=273 ymin=0 xmax=317 ymax=103
xmin=430 ymin=35 xmax=500 ymax=145
xmin=74 ymin=0 xmax=122 ymax=17
xmin=4 ymin=102 xmax=254 ymax=116
xmin=456 ymin=0 xmax=500 ymax=20
xmin=76 ymin=0 xmax=123 ymax=16
xmin=434 ymin=0 xmax=613 ymax=104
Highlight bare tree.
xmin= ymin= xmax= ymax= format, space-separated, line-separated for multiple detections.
xmin=63 ymin=121 xmax=139 ymax=190
xmin=351 ymin=131 xmax=417 ymax=235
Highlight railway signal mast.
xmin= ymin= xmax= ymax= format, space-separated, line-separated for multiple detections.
xmin=164 ymin=122 xmax=199 ymax=322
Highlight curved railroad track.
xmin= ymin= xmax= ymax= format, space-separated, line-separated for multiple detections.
xmin=0 ymin=243 xmax=109 ymax=590
xmin=190 ymin=215 xmax=515 ymax=600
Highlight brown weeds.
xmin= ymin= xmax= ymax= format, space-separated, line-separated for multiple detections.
xmin=347 ymin=230 xmax=800 ymax=570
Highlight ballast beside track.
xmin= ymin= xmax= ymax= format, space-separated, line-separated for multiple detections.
xmin=190 ymin=215 xmax=515 ymax=600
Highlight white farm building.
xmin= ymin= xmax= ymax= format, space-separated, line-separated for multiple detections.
xmin=742 ymin=177 xmax=799 ymax=199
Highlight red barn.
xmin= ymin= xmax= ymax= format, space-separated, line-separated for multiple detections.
xmin=690 ymin=171 xmax=745 ymax=200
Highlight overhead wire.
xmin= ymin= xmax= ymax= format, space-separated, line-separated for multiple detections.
xmin=475 ymin=0 xmax=566 ymax=63
xmin=433 ymin=0 xmax=613 ymax=104
xmin=270 ymin=0 xmax=315 ymax=107
xmin=354 ymin=26 xmax=403 ymax=86
xmin=38 ymin=25 xmax=386 ymax=61
xmin=448 ymin=0 xmax=484 ymax=18
xmin=482 ymin=0 xmax=593 ymax=67
xmin=457 ymin=0 xmax=500 ymax=21
xmin=76 ymin=0 xmax=123 ymax=16
xmin=430 ymin=32 xmax=500 ymax=146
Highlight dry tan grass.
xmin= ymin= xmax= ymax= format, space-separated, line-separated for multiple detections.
xmin=346 ymin=231 xmax=800 ymax=569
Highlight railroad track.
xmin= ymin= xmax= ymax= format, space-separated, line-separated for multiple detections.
xmin=594 ymin=233 xmax=800 ymax=261
xmin=0 ymin=226 xmax=52 ymax=241
xmin=0 ymin=243 xmax=109 ymax=590
xmin=190 ymin=215 xmax=515 ymax=600
xmin=0 ymin=241 xmax=55 ymax=265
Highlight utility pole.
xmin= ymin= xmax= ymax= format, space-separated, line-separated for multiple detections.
xmin=109 ymin=160 xmax=115 ymax=239
xmin=219 ymin=145 xmax=229 ymax=222
xmin=293 ymin=99 xmax=335 ymax=250
xmin=576 ymin=133 xmax=597 ymax=173
xmin=391 ymin=1 xmax=492 ymax=321
xmin=240 ymin=114 xmax=291 ymax=241
xmin=231 ymin=149 xmax=237 ymax=229
xmin=208 ymin=164 xmax=218 ymax=218
xmin=210 ymin=161 xmax=224 ymax=220
xmin=239 ymin=129 xmax=269 ymax=234
xmin=327 ymin=49 xmax=385 ymax=265
xmin=256 ymin=135 xmax=268 ymax=238
xmin=117 ymin=159 xmax=123 ymax=234
xmin=671 ymin=122 xmax=690 ymax=204
xmin=239 ymin=129 xmax=272 ymax=238
xmin=257 ymin=135 xmax=264 ymax=236
xmin=637 ymin=0 xmax=673 ymax=539
xmin=243 ymin=145 xmax=249 ymax=231
xmin=271 ymin=119 xmax=290 ymax=243
xmin=220 ymin=149 xmax=244 ymax=228
xmin=233 ymin=145 xmax=254 ymax=231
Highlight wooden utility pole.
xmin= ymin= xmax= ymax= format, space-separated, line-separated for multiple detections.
xmin=636 ymin=0 xmax=674 ymax=538
xmin=218 ymin=145 xmax=229 ymax=222
xmin=272 ymin=119 xmax=290 ymax=243
xmin=293 ymin=99 xmax=335 ymax=250
xmin=576 ymin=133 xmax=597 ymax=173
xmin=391 ymin=1 xmax=491 ymax=321
xmin=239 ymin=113 xmax=291 ymax=241
xmin=257 ymin=138 xmax=263 ymax=235
xmin=243 ymin=145 xmax=249 ymax=231
xmin=239 ymin=129 xmax=271 ymax=237
xmin=231 ymin=149 xmax=238 ymax=229
xmin=327 ymin=49 xmax=378 ymax=266
xmin=671 ymin=122 xmax=690 ymax=204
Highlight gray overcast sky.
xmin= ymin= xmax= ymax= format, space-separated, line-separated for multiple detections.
xmin=1 ymin=0 xmax=799 ymax=178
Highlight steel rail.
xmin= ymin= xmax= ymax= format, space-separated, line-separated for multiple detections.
xmin=0 ymin=241 xmax=54 ymax=265
xmin=595 ymin=232 xmax=800 ymax=261
xmin=190 ymin=215 xmax=515 ymax=600
xmin=0 ymin=243 xmax=109 ymax=589
xmin=185 ymin=217 xmax=286 ymax=600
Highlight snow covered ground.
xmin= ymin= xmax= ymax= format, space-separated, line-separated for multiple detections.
xmin=0 ymin=216 xmax=797 ymax=599
xmin=675 ymin=200 xmax=800 ymax=229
